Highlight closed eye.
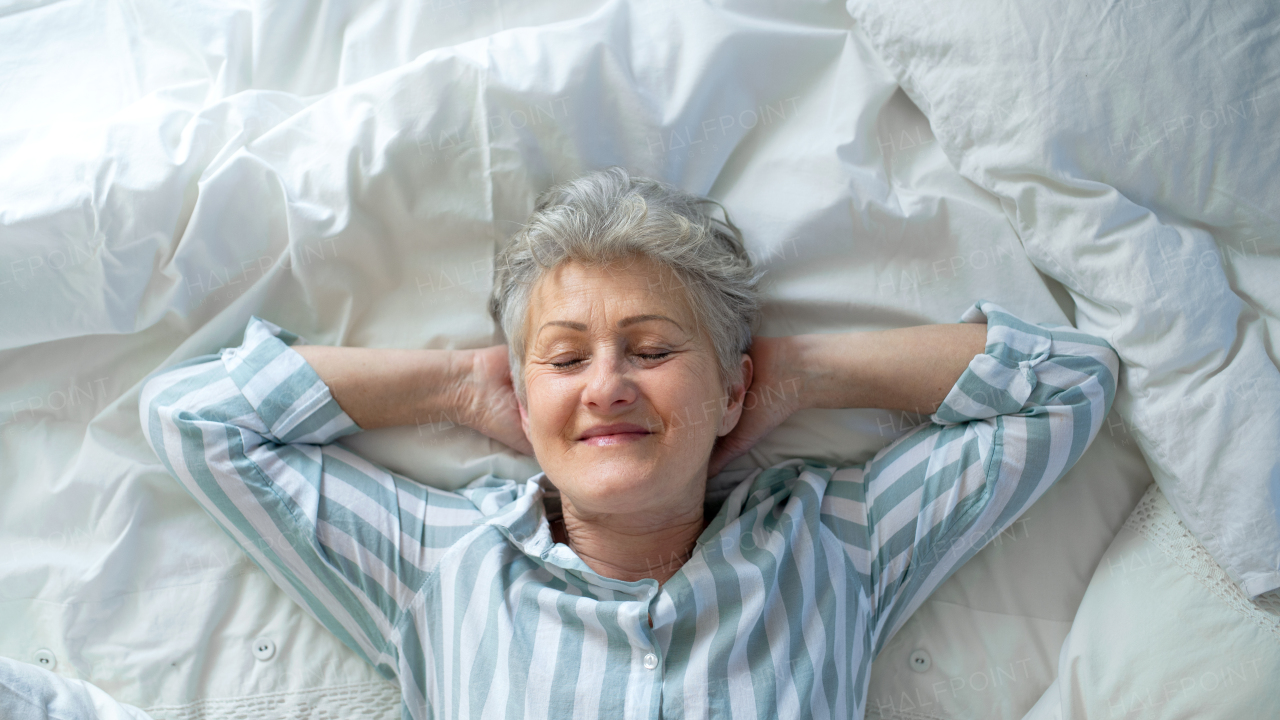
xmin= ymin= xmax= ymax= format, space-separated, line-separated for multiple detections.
xmin=549 ymin=352 xmax=671 ymax=369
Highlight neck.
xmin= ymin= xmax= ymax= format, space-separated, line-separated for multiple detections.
xmin=553 ymin=494 xmax=707 ymax=584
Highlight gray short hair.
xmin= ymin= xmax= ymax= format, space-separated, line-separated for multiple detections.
xmin=488 ymin=167 xmax=766 ymax=405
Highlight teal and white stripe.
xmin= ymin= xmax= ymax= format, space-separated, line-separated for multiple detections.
xmin=139 ymin=300 xmax=1117 ymax=719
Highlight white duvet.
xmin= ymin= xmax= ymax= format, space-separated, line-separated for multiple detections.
xmin=1 ymin=0 xmax=1271 ymax=718
xmin=846 ymin=0 xmax=1280 ymax=597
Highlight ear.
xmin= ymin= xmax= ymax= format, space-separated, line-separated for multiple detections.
xmin=718 ymin=353 xmax=753 ymax=437
xmin=518 ymin=394 xmax=530 ymax=438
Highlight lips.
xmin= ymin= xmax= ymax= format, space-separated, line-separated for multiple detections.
xmin=578 ymin=423 xmax=651 ymax=440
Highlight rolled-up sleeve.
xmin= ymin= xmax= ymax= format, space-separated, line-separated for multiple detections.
xmin=818 ymin=301 xmax=1119 ymax=649
xmin=138 ymin=316 xmax=482 ymax=679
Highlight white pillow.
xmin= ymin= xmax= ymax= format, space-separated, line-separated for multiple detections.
xmin=1023 ymin=483 xmax=1280 ymax=719
xmin=844 ymin=0 xmax=1280 ymax=597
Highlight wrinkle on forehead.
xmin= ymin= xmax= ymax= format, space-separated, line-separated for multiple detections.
xmin=526 ymin=258 xmax=698 ymax=345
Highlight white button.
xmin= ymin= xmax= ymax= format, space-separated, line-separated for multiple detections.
xmin=908 ymin=649 xmax=931 ymax=673
xmin=34 ymin=649 xmax=56 ymax=671
xmin=643 ymin=653 xmax=659 ymax=670
xmin=251 ymin=637 xmax=276 ymax=661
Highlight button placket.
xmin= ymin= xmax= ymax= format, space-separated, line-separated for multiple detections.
xmin=642 ymin=593 xmax=662 ymax=671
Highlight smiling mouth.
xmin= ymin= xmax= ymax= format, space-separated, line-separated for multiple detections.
xmin=580 ymin=432 xmax=652 ymax=446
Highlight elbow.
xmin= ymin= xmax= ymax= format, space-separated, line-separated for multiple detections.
xmin=1082 ymin=349 xmax=1121 ymax=423
xmin=138 ymin=367 xmax=184 ymax=459
xmin=1096 ymin=346 xmax=1121 ymax=409
xmin=1099 ymin=341 xmax=1121 ymax=381
xmin=138 ymin=373 xmax=166 ymax=455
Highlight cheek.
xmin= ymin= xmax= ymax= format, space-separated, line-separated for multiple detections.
xmin=526 ymin=376 xmax=574 ymax=434
xmin=654 ymin=365 xmax=724 ymax=436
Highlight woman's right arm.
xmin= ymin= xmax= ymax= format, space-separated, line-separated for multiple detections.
xmin=138 ymin=316 xmax=488 ymax=677
xmin=293 ymin=342 xmax=534 ymax=456
xmin=290 ymin=342 xmax=471 ymax=430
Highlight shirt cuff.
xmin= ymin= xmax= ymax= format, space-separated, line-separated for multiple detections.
xmin=930 ymin=301 xmax=1055 ymax=425
xmin=218 ymin=315 xmax=362 ymax=444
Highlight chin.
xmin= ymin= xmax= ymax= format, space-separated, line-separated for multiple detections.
xmin=555 ymin=459 xmax=680 ymax=510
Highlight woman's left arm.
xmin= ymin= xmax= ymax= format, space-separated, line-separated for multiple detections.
xmin=709 ymin=302 xmax=1118 ymax=647
xmin=707 ymin=321 xmax=988 ymax=476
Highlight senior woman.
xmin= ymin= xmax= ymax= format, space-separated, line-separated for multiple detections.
xmin=140 ymin=167 xmax=1117 ymax=719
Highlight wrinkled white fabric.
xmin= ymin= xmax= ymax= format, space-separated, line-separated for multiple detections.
xmin=2 ymin=1 xmax=1160 ymax=718
xmin=0 ymin=657 xmax=152 ymax=720
xmin=846 ymin=0 xmax=1280 ymax=599
xmin=1020 ymin=485 xmax=1280 ymax=720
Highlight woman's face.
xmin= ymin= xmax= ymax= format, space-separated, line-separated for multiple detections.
xmin=517 ymin=256 xmax=750 ymax=517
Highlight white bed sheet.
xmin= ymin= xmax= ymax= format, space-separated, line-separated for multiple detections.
xmin=0 ymin=1 xmax=1152 ymax=717
xmin=845 ymin=0 xmax=1280 ymax=599
xmin=843 ymin=0 xmax=1280 ymax=714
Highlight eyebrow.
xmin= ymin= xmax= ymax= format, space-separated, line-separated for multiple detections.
xmin=538 ymin=314 xmax=684 ymax=335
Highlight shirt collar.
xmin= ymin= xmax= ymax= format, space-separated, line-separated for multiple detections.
xmin=461 ymin=460 xmax=813 ymax=593
xmin=464 ymin=473 xmax=656 ymax=593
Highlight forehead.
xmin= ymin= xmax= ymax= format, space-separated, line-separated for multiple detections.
xmin=528 ymin=257 xmax=693 ymax=332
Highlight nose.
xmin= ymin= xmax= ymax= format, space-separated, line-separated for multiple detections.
xmin=580 ymin=349 xmax=638 ymax=411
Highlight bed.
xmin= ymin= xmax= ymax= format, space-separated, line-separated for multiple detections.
xmin=1 ymin=0 xmax=1276 ymax=718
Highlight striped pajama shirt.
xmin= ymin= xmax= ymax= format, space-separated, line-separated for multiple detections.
xmin=139 ymin=301 xmax=1118 ymax=719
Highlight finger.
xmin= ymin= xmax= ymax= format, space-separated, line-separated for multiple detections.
xmin=503 ymin=437 xmax=534 ymax=456
xmin=711 ymin=422 xmax=757 ymax=474
xmin=707 ymin=450 xmax=734 ymax=479
xmin=492 ymin=412 xmax=534 ymax=455
xmin=510 ymin=434 xmax=534 ymax=456
xmin=481 ymin=426 xmax=534 ymax=457
xmin=708 ymin=407 xmax=789 ymax=477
